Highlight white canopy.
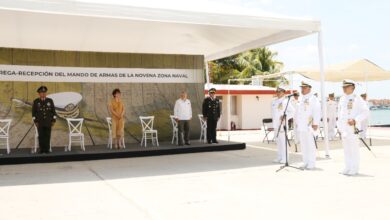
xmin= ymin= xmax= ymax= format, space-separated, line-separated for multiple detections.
xmin=296 ymin=59 xmax=390 ymax=82
xmin=0 ymin=0 xmax=332 ymax=157
xmin=0 ymin=0 xmax=320 ymax=61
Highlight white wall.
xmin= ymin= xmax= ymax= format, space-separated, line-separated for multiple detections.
xmin=240 ymin=95 xmax=273 ymax=129
xmin=216 ymin=94 xmax=274 ymax=130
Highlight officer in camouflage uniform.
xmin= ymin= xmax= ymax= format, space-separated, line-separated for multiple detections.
xmin=202 ymin=88 xmax=221 ymax=144
xmin=32 ymin=86 xmax=56 ymax=153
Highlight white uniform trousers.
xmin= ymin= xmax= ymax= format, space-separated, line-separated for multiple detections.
xmin=328 ymin=117 xmax=337 ymax=140
xmin=276 ymin=131 xmax=287 ymax=163
xmin=342 ymin=134 xmax=360 ymax=175
xmin=293 ymin=125 xmax=299 ymax=144
xmin=298 ymin=131 xmax=316 ymax=168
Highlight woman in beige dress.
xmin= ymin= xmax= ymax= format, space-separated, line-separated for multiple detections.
xmin=109 ymin=89 xmax=125 ymax=149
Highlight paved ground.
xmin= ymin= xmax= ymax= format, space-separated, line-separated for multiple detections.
xmin=1 ymin=127 xmax=390 ymax=220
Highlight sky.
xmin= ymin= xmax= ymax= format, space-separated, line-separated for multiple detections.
xmin=81 ymin=0 xmax=390 ymax=98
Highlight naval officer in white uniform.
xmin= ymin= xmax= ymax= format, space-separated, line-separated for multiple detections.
xmin=337 ymin=80 xmax=369 ymax=176
xmin=271 ymin=86 xmax=295 ymax=163
xmin=294 ymin=81 xmax=321 ymax=169
xmin=291 ymin=91 xmax=300 ymax=145
xmin=326 ymin=93 xmax=338 ymax=140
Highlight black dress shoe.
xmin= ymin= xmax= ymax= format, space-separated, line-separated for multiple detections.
xmin=207 ymin=141 xmax=212 ymax=144
xmin=185 ymin=142 xmax=190 ymax=145
xmin=212 ymin=141 xmax=219 ymax=144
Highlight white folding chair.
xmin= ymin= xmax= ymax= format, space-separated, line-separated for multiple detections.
xmin=169 ymin=115 xmax=178 ymax=145
xmin=106 ymin=117 xmax=126 ymax=149
xmin=66 ymin=118 xmax=85 ymax=151
xmin=32 ymin=119 xmax=52 ymax=153
xmin=139 ymin=116 xmax=159 ymax=147
xmin=0 ymin=119 xmax=12 ymax=154
xmin=198 ymin=114 xmax=207 ymax=143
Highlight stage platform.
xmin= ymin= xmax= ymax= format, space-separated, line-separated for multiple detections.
xmin=0 ymin=140 xmax=246 ymax=165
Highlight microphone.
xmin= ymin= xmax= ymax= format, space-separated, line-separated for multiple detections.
xmin=286 ymin=94 xmax=295 ymax=98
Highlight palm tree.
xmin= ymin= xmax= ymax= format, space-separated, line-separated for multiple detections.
xmin=236 ymin=48 xmax=283 ymax=86
xmin=208 ymin=47 xmax=284 ymax=87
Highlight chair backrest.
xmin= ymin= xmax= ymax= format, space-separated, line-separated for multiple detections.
xmin=66 ymin=118 xmax=84 ymax=134
xmin=169 ymin=115 xmax=178 ymax=129
xmin=0 ymin=119 xmax=12 ymax=136
xmin=262 ymin=118 xmax=273 ymax=128
xmin=198 ymin=114 xmax=207 ymax=129
xmin=106 ymin=117 xmax=112 ymax=133
xmin=139 ymin=116 xmax=155 ymax=132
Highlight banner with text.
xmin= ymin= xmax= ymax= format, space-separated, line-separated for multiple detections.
xmin=0 ymin=64 xmax=204 ymax=83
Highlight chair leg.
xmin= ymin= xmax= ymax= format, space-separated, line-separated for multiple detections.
xmin=33 ymin=136 xmax=37 ymax=153
xmin=140 ymin=134 xmax=144 ymax=147
xmin=68 ymin=136 xmax=71 ymax=152
xmin=262 ymin=134 xmax=266 ymax=143
xmin=81 ymin=136 xmax=85 ymax=151
xmin=264 ymin=132 xmax=270 ymax=144
xmin=155 ymin=132 xmax=159 ymax=147
xmin=6 ymin=137 xmax=10 ymax=154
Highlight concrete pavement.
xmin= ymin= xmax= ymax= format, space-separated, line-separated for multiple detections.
xmin=1 ymin=128 xmax=390 ymax=220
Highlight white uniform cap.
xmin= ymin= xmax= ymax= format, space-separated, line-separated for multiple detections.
xmin=342 ymin=79 xmax=355 ymax=87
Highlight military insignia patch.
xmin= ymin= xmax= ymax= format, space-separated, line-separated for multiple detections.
xmin=278 ymin=103 xmax=283 ymax=110
xmin=347 ymin=99 xmax=353 ymax=114
xmin=304 ymin=99 xmax=309 ymax=111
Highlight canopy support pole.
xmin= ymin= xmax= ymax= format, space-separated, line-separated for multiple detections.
xmin=205 ymin=60 xmax=211 ymax=90
xmin=318 ymin=31 xmax=330 ymax=157
xmin=227 ymin=79 xmax=231 ymax=142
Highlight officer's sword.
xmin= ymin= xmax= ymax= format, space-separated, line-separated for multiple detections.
xmin=313 ymin=136 xmax=318 ymax=149
xmin=354 ymin=127 xmax=376 ymax=158
xmin=308 ymin=118 xmax=318 ymax=149
xmin=15 ymin=123 xmax=34 ymax=149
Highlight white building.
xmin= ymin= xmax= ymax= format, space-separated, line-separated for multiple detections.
xmin=204 ymin=84 xmax=283 ymax=130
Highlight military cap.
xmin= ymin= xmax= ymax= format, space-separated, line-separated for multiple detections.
xmin=37 ymin=86 xmax=48 ymax=93
xmin=209 ymin=88 xmax=217 ymax=93
xmin=329 ymin=93 xmax=335 ymax=97
xmin=342 ymin=79 xmax=355 ymax=87
xmin=293 ymin=90 xmax=300 ymax=96
xmin=300 ymin=81 xmax=312 ymax=88
xmin=276 ymin=86 xmax=286 ymax=92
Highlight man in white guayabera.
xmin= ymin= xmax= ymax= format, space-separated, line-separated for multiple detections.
xmin=174 ymin=91 xmax=192 ymax=146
